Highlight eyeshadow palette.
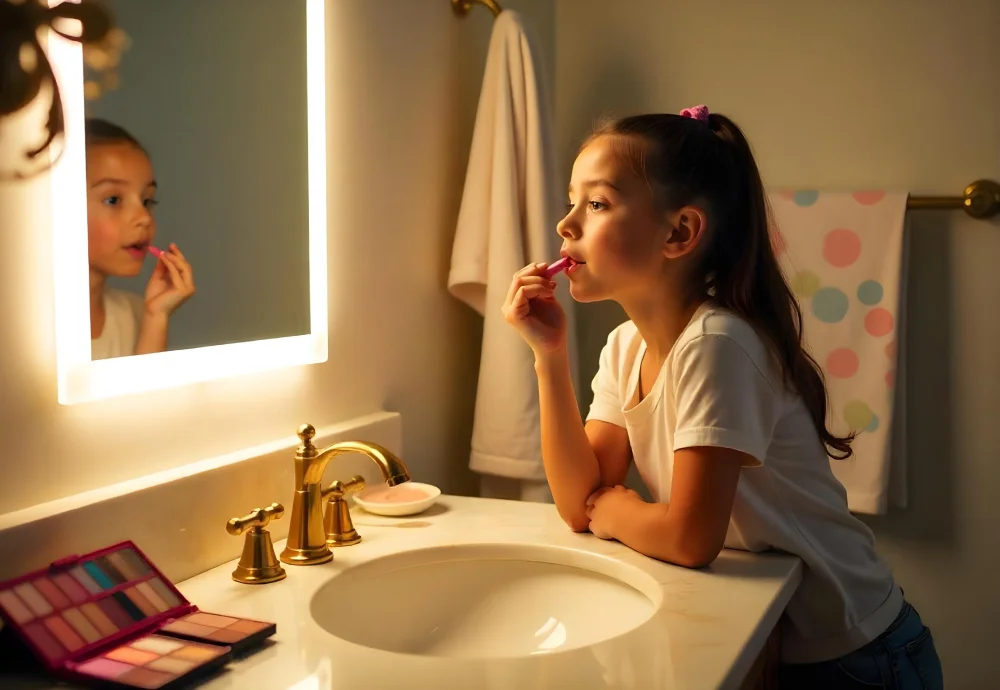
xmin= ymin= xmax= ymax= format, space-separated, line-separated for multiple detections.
xmin=159 ymin=612 xmax=275 ymax=655
xmin=0 ymin=541 xmax=276 ymax=689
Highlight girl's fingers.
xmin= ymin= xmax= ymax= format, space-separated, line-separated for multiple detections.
xmin=160 ymin=253 xmax=184 ymax=289
xmin=161 ymin=253 xmax=195 ymax=292
xmin=505 ymin=276 xmax=557 ymax=310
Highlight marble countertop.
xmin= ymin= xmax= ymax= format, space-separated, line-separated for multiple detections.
xmin=5 ymin=495 xmax=802 ymax=690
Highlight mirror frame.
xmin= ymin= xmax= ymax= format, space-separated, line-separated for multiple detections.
xmin=48 ymin=0 xmax=328 ymax=404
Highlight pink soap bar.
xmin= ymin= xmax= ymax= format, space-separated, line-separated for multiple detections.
xmin=365 ymin=486 xmax=429 ymax=504
xmin=542 ymin=257 xmax=571 ymax=279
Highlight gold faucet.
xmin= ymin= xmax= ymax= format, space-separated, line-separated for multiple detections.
xmin=279 ymin=423 xmax=411 ymax=566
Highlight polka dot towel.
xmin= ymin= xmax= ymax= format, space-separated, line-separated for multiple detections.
xmin=768 ymin=190 xmax=909 ymax=515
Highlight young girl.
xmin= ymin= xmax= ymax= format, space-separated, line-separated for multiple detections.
xmin=503 ymin=106 xmax=944 ymax=688
xmin=85 ymin=118 xmax=195 ymax=360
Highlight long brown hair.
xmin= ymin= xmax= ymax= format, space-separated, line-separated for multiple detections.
xmin=586 ymin=113 xmax=854 ymax=459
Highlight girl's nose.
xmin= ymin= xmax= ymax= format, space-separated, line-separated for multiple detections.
xmin=557 ymin=212 xmax=580 ymax=240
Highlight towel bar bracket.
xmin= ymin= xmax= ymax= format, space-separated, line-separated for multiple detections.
xmin=452 ymin=0 xmax=502 ymax=18
xmin=908 ymin=179 xmax=1000 ymax=219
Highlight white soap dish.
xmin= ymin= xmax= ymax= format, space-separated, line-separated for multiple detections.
xmin=353 ymin=482 xmax=441 ymax=517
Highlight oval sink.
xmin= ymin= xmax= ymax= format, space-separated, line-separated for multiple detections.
xmin=310 ymin=543 xmax=661 ymax=658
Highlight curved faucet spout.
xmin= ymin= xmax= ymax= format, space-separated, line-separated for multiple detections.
xmin=280 ymin=423 xmax=411 ymax=566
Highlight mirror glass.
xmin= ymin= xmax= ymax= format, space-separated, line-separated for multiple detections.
xmin=84 ymin=0 xmax=310 ymax=359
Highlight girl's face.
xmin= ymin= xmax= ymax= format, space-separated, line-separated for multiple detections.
xmin=557 ymin=135 xmax=672 ymax=303
xmin=86 ymin=143 xmax=157 ymax=279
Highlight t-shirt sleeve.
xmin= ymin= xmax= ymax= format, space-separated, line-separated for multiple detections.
xmin=585 ymin=329 xmax=627 ymax=428
xmin=672 ymin=334 xmax=782 ymax=465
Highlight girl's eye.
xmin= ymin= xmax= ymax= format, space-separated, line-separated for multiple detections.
xmin=144 ymin=199 xmax=159 ymax=209
xmin=589 ymin=201 xmax=606 ymax=211
xmin=103 ymin=196 xmax=121 ymax=207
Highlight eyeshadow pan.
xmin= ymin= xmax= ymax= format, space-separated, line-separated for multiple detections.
xmin=24 ymin=621 xmax=65 ymax=661
xmin=229 ymin=619 xmax=270 ymax=634
xmin=119 ymin=666 xmax=173 ymax=689
xmin=82 ymin=561 xmax=114 ymax=590
xmin=0 ymin=590 xmax=34 ymax=624
xmin=107 ymin=645 xmax=158 ymax=666
xmin=63 ymin=607 xmax=102 ymax=643
xmin=136 ymin=581 xmax=170 ymax=613
xmin=207 ymin=628 xmax=247 ymax=644
xmin=132 ymin=635 xmax=183 ymax=655
xmin=186 ymin=612 xmax=237 ymax=628
xmin=147 ymin=578 xmax=181 ymax=608
xmin=112 ymin=591 xmax=146 ymax=621
xmin=14 ymin=583 xmax=53 ymax=617
xmin=161 ymin=620 xmax=215 ymax=637
xmin=70 ymin=566 xmax=102 ymax=595
xmin=52 ymin=572 xmax=89 ymax=604
xmin=119 ymin=548 xmax=152 ymax=577
xmin=107 ymin=551 xmax=137 ymax=580
xmin=148 ymin=656 xmax=196 ymax=673
xmin=43 ymin=615 xmax=84 ymax=652
xmin=81 ymin=602 xmax=118 ymax=637
xmin=33 ymin=578 xmax=71 ymax=609
xmin=76 ymin=657 xmax=133 ymax=680
xmin=98 ymin=597 xmax=133 ymax=629
xmin=96 ymin=556 xmax=127 ymax=585
xmin=172 ymin=644 xmax=222 ymax=662
xmin=125 ymin=586 xmax=159 ymax=617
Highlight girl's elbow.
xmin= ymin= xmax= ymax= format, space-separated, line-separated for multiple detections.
xmin=560 ymin=510 xmax=590 ymax=534
xmin=672 ymin=541 xmax=724 ymax=569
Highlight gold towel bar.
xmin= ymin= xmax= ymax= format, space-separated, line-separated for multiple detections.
xmin=908 ymin=180 xmax=999 ymax=219
xmin=452 ymin=0 xmax=502 ymax=18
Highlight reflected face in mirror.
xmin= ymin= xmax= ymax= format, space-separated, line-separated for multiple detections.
xmin=85 ymin=120 xmax=196 ymax=361
xmin=86 ymin=138 xmax=158 ymax=280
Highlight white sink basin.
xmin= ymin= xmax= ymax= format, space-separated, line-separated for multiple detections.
xmin=310 ymin=543 xmax=662 ymax=658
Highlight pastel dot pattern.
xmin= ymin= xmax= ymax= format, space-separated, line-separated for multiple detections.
xmin=822 ymin=228 xmax=862 ymax=268
xmin=811 ymin=287 xmax=849 ymax=323
xmin=791 ymin=270 xmax=821 ymax=298
xmin=769 ymin=189 xmax=903 ymax=447
xmin=857 ymin=280 xmax=883 ymax=305
xmin=827 ymin=348 xmax=860 ymax=379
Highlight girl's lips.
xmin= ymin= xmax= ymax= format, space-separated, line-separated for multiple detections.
xmin=125 ymin=247 xmax=146 ymax=260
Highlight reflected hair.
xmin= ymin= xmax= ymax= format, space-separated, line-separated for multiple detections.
xmin=84 ymin=118 xmax=147 ymax=155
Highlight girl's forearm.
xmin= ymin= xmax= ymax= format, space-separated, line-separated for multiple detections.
xmin=535 ymin=349 xmax=601 ymax=531
xmin=135 ymin=314 xmax=168 ymax=355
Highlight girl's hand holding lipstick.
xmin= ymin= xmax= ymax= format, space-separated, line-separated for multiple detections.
xmin=143 ymin=242 xmax=195 ymax=317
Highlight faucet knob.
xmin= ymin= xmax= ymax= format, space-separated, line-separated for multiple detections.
xmin=323 ymin=475 xmax=366 ymax=547
xmin=298 ymin=423 xmax=316 ymax=445
xmin=226 ymin=503 xmax=287 ymax=585
xmin=227 ymin=502 xmax=284 ymax=535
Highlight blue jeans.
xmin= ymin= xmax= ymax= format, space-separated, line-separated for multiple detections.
xmin=778 ymin=601 xmax=944 ymax=689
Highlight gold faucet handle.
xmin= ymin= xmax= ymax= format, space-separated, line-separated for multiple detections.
xmin=226 ymin=502 xmax=284 ymax=536
xmin=321 ymin=475 xmax=366 ymax=500
xmin=225 ymin=503 xmax=287 ymax=585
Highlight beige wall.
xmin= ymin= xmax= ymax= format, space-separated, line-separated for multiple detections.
xmin=555 ymin=0 xmax=1000 ymax=686
xmin=0 ymin=0 xmax=554 ymax=517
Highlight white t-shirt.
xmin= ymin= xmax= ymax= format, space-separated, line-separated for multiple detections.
xmin=91 ymin=288 xmax=144 ymax=361
xmin=586 ymin=303 xmax=902 ymax=663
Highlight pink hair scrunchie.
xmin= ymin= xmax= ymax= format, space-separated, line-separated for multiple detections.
xmin=679 ymin=104 xmax=710 ymax=123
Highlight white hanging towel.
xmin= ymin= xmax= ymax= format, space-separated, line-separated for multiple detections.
xmin=448 ymin=10 xmax=577 ymax=484
xmin=769 ymin=190 xmax=909 ymax=514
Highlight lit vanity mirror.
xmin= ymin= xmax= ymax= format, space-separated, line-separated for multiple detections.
xmin=49 ymin=0 xmax=327 ymax=404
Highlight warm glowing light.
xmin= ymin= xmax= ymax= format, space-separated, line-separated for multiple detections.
xmin=49 ymin=0 xmax=328 ymax=404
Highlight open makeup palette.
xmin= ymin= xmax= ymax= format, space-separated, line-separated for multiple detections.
xmin=0 ymin=541 xmax=275 ymax=689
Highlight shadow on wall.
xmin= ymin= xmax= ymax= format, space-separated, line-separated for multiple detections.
xmin=859 ymin=212 xmax=955 ymax=544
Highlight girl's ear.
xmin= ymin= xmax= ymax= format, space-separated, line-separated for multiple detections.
xmin=663 ymin=205 xmax=707 ymax=259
